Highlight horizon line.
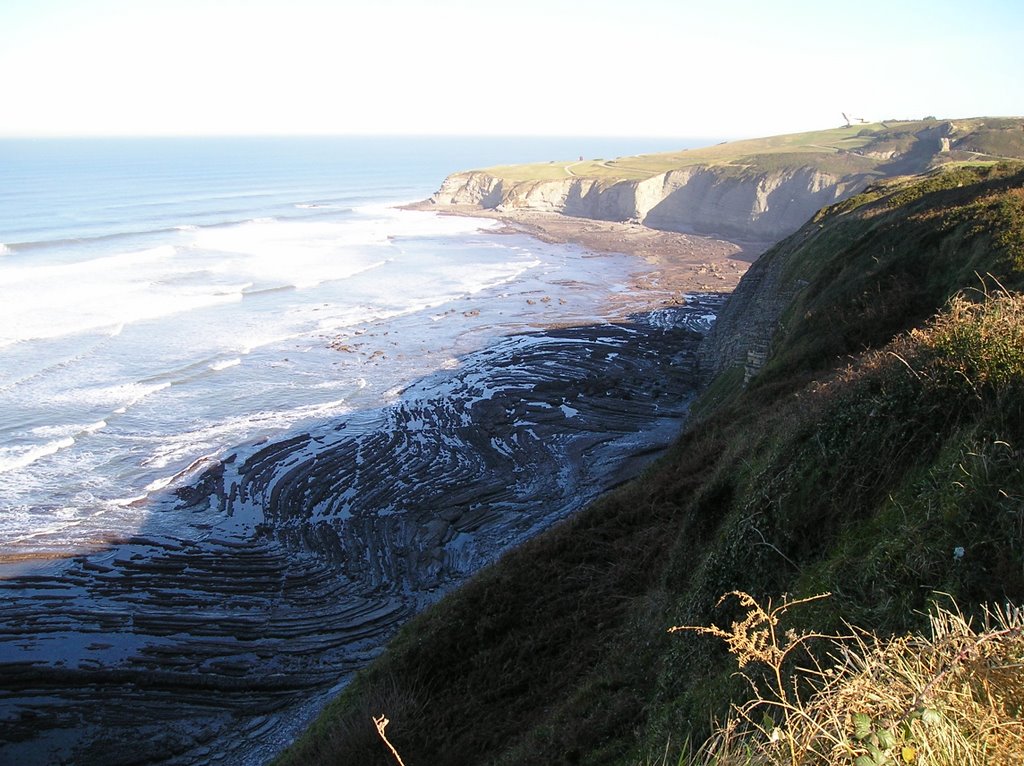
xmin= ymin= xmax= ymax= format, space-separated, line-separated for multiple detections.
xmin=0 ymin=131 xmax=740 ymax=141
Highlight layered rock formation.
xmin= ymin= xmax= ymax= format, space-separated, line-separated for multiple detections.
xmin=428 ymin=165 xmax=867 ymax=243
xmin=424 ymin=119 xmax=1024 ymax=246
xmin=695 ymin=223 xmax=817 ymax=384
xmin=0 ymin=301 xmax=721 ymax=766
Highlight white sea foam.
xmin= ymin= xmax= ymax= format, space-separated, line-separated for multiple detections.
xmin=29 ymin=420 xmax=107 ymax=439
xmin=190 ymin=219 xmax=394 ymax=290
xmin=143 ymin=475 xmax=175 ymax=493
xmin=313 ymin=304 xmax=411 ymax=335
xmin=235 ymin=333 xmax=291 ymax=356
xmin=359 ymin=204 xmax=502 ymax=238
xmin=0 ymin=243 xmax=251 ymax=346
xmin=0 ymin=243 xmax=11 ymax=256
xmin=0 ymin=245 xmax=177 ymax=286
xmin=0 ymin=505 xmax=90 ymax=545
xmin=209 ymin=358 xmax=241 ymax=371
xmin=46 ymin=380 xmax=173 ymax=412
xmin=0 ymin=148 xmax=656 ymax=553
xmin=29 ymin=424 xmax=80 ymax=439
xmin=0 ymin=437 xmax=76 ymax=474
xmin=140 ymin=398 xmax=353 ymax=471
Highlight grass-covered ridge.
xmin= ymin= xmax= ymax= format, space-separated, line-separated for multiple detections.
xmin=275 ymin=165 xmax=1024 ymax=765
xmin=482 ymin=118 xmax=1024 ymax=183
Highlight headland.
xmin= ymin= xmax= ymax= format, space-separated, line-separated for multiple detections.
xmin=6 ymin=118 xmax=1024 ymax=765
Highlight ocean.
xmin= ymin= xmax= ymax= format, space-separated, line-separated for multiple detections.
xmin=0 ymin=135 xmax=699 ymax=559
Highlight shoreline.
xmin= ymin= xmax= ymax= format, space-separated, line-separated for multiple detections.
xmin=0 ymin=299 xmax=725 ymax=765
xmin=402 ymin=200 xmax=771 ymax=297
xmin=0 ymin=206 xmax=747 ymax=765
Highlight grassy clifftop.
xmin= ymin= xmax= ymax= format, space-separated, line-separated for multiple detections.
xmin=483 ymin=118 xmax=1024 ymax=182
xmin=276 ymin=162 xmax=1024 ymax=765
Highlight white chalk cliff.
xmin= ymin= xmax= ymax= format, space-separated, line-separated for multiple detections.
xmin=428 ymin=165 xmax=869 ymax=242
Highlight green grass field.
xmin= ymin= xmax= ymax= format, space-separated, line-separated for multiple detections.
xmin=480 ymin=118 xmax=1024 ymax=183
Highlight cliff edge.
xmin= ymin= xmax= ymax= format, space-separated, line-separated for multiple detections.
xmin=428 ymin=164 xmax=862 ymax=243
xmin=277 ymin=156 xmax=1024 ymax=766
xmin=418 ymin=118 xmax=1024 ymax=245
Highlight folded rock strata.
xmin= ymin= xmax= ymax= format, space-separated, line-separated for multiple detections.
xmin=0 ymin=300 xmax=721 ymax=765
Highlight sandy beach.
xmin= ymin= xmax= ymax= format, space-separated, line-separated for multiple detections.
xmin=403 ymin=201 xmax=770 ymax=300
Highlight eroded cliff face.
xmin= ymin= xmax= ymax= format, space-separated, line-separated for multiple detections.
xmin=430 ymin=165 xmax=869 ymax=242
xmin=642 ymin=166 xmax=863 ymax=241
xmin=695 ymin=224 xmax=816 ymax=385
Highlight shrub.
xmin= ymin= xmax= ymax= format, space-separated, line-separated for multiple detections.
xmin=670 ymin=593 xmax=1024 ymax=766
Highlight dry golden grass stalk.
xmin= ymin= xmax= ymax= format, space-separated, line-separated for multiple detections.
xmin=373 ymin=714 xmax=407 ymax=766
xmin=669 ymin=594 xmax=1024 ymax=766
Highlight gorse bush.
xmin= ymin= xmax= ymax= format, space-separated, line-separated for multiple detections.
xmin=671 ymin=594 xmax=1024 ymax=766
xmin=993 ymin=187 xmax=1024 ymax=267
xmin=921 ymin=288 xmax=1024 ymax=396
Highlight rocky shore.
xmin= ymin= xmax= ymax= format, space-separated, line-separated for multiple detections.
xmin=0 ymin=297 xmax=723 ymax=765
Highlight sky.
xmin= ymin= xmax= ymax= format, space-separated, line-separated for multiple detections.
xmin=2 ymin=0 xmax=1022 ymax=140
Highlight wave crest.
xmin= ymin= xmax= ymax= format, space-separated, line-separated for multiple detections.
xmin=0 ymin=436 xmax=76 ymax=474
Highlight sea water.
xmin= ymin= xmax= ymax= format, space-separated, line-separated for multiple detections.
xmin=0 ymin=135 xmax=698 ymax=557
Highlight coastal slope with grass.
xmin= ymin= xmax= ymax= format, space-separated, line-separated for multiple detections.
xmin=277 ymin=144 xmax=1024 ymax=764
xmin=418 ymin=118 xmax=1024 ymax=243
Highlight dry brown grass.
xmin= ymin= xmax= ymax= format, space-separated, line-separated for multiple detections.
xmin=668 ymin=594 xmax=1024 ymax=766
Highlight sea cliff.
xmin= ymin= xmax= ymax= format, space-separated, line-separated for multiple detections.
xmin=277 ymin=153 xmax=1024 ymax=766
xmin=6 ymin=120 xmax=1024 ymax=766
xmin=428 ymin=164 xmax=863 ymax=242
xmin=419 ymin=117 xmax=1024 ymax=246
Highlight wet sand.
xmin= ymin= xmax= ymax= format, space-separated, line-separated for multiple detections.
xmin=403 ymin=202 xmax=770 ymax=297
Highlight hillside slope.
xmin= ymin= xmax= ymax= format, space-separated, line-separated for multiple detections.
xmin=422 ymin=118 xmax=1024 ymax=243
xmin=276 ymin=161 xmax=1024 ymax=766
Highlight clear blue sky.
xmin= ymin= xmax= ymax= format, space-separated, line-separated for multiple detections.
xmin=2 ymin=0 xmax=1022 ymax=139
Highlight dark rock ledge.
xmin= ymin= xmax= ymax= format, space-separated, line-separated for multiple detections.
xmin=0 ymin=298 xmax=723 ymax=766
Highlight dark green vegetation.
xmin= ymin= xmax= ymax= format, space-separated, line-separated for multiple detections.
xmin=275 ymin=162 xmax=1024 ymax=765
